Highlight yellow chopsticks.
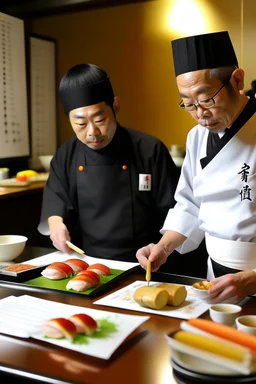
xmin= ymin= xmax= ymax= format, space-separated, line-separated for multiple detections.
xmin=66 ymin=241 xmax=85 ymax=255
xmin=146 ymin=260 xmax=151 ymax=286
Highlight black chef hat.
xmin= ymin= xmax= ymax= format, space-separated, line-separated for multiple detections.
xmin=59 ymin=64 xmax=114 ymax=114
xmin=171 ymin=31 xmax=238 ymax=77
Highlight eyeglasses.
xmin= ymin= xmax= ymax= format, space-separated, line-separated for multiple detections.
xmin=179 ymin=82 xmax=228 ymax=112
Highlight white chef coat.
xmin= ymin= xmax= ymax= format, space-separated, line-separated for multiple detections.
xmin=161 ymin=109 xmax=256 ymax=273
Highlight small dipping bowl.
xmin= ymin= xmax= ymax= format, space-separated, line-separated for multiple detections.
xmin=236 ymin=315 xmax=256 ymax=335
xmin=209 ymin=304 xmax=242 ymax=326
xmin=191 ymin=281 xmax=215 ymax=302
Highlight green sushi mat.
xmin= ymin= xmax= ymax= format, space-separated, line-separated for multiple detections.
xmin=24 ymin=269 xmax=123 ymax=295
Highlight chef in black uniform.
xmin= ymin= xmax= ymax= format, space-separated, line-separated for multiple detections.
xmin=38 ymin=63 xmax=179 ymax=262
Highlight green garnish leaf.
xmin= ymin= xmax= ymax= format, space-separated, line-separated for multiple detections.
xmin=91 ymin=317 xmax=118 ymax=339
xmin=44 ymin=317 xmax=118 ymax=345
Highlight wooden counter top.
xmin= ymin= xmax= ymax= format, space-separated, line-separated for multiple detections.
xmin=0 ymin=181 xmax=46 ymax=198
xmin=0 ymin=247 xmax=255 ymax=384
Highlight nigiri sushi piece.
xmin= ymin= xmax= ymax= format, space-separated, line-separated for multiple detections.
xmin=43 ymin=317 xmax=77 ymax=340
xmin=66 ymin=270 xmax=100 ymax=292
xmin=70 ymin=313 xmax=97 ymax=335
xmin=64 ymin=258 xmax=89 ymax=273
xmin=41 ymin=262 xmax=74 ymax=280
xmin=87 ymin=263 xmax=111 ymax=276
xmin=77 ymin=269 xmax=100 ymax=281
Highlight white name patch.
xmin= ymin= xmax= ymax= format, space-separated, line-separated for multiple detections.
xmin=139 ymin=174 xmax=151 ymax=191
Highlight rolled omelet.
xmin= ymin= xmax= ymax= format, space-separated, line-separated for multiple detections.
xmin=133 ymin=286 xmax=169 ymax=310
xmin=157 ymin=283 xmax=187 ymax=306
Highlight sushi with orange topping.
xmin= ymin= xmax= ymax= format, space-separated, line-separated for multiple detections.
xmin=64 ymin=258 xmax=89 ymax=273
xmin=87 ymin=263 xmax=111 ymax=276
xmin=43 ymin=317 xmax=77 ymax=340
xmin=70 ymin=313 xmax=97 ymax=335
xmin=41 ymin=262 xmax=74 ymax=280
xmin=66 ymin=270 xmax=100 ymax=291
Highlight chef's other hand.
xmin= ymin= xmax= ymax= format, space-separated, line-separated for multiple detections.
xmin=208 ymin=270 xmax=256 ymax=303
xmin=136 ymin=243 xmax=169 ymax=272
xmin=49 ymin=219 xmax=72 ymax=253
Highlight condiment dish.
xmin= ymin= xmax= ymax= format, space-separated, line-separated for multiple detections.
xmin=209 ymin=304 xmax=242 ymax=326
xmin=236 ymin=315 xmax=256 ymax=335
xmin=191 ymin=281 xmax=214 ymax=301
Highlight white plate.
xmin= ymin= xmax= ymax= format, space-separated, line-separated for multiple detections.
xmin=94 ymin=281 xmax=210 ymax=319
xmin=166 ymin=333 xmax=256 ymax=376
xmin=172 ymin=349 xmax=242 ymax=376
xmin=0 ymin=173 xmax=49 ymax=187
xmin=0 ymin=178 xmax=31 ymax=187
xmin=0 ymin=295 xmax=149 ymax=359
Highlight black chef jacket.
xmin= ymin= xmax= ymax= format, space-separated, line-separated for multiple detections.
xmin=38 ymin=124 xmax=179 ymax=261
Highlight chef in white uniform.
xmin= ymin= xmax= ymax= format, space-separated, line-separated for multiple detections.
xmin=136 ymin=31 xmax=256 ymax=302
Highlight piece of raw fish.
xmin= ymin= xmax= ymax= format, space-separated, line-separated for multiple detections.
xmin=41 ymin=262 xmax=74 ymax=280
xmin=43 ymin=317 xmax=77 ymax=340
xmin=70 ymin=313 xmax=97 ymax=335
xmin=87 ymin=263 xmax=111 ymax=276
xmin=64 ymin=258 xmax=89 ymax=273
xmin=66 ymin=271 xmax=100 ymax=292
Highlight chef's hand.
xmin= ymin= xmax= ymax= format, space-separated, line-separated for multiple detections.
xmin=136 ymin=231 xmax=187 ymax=272
xmin=48 ymin=216 xmax=72 ymax=253
xmin=136 ymin=243 xmax=169 ymax=272
xmin=208 ymin=270 xmax=256 ymax=303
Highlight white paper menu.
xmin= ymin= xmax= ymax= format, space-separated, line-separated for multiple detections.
xmin=0 ymin=12 xmax=29 ymax=159
xmin=29 ymin=36 xmax=57 ymax=169
xmin=0 ymin=295 xmax=149 ymax=359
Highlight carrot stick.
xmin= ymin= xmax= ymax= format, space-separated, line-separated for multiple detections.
xmin=189 ymin=318 xmax=256 ymax=353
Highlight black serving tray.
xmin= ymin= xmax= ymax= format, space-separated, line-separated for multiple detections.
xmin=0 ymin=265 xmax=46 ymax=282
xmin=0 ymin=264 xmax=139 ymax=298
xmin=171 ymin=359 xmax=256 ymax=384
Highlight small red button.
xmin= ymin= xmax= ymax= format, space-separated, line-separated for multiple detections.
xmin=78 ymin=165 xmax=84 ymax=171
xmin=122 ymin=165 xmax=128 ymax=170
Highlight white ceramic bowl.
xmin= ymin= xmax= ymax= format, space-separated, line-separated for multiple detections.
xmin=210 ymin=304 xmax=242 ymax=326
xmin=191 ymin=281 xmax=215 ymax=301
xmin=0 ymin=235 xmax=28 ymax=262
xmin=236 ymin=315 xmax=256 ymax=335
xmin=38 ymin=155 xmax=53 ymax=172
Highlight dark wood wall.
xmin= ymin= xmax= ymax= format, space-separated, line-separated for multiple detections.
xmin=0 ymin=190 xmax=52 ymax=248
